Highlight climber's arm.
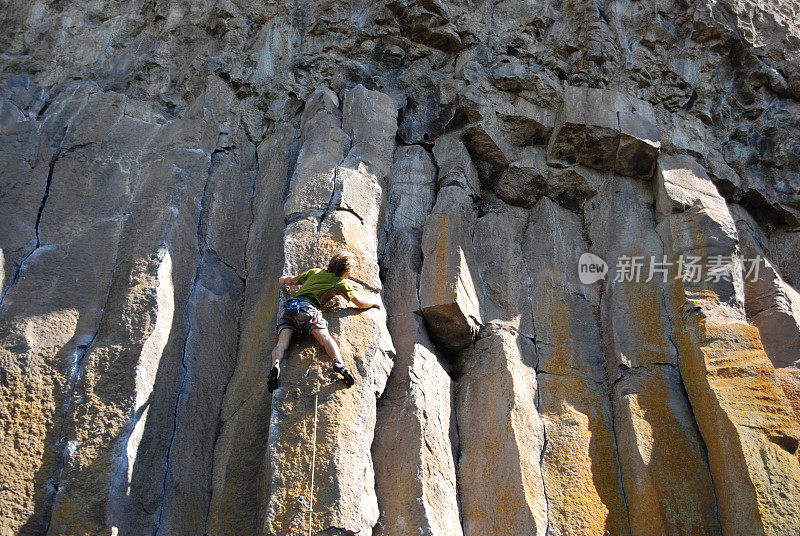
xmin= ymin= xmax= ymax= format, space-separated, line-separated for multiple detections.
xmin=279 ymin=274 xmax=309 ymax=287
xmin=350 ymin=294 xmax=382 ymax=310
xmin=278 ymin=275 xmax=296 ymax=286
xmin=279 ymin=269 xmax=311 ymax=287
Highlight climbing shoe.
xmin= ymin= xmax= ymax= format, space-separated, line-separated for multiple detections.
xmin=333 ymin=362 xmax=355 ymax=388
xmin=267 ymin=365 xmax=280 ymax=393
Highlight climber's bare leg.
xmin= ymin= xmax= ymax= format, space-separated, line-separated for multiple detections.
xmin=271 ymin=328 xmax=294 ymax=368
xmin=310 ymin=327 xmax=342 ymax=365
xmin=311 ymin=327 xmax=355 ymax=387
xmin=268 ymin=327 xmax=293 ymax=393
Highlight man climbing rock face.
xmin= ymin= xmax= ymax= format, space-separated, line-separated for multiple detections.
xmin=268 ymin=251 xmax=382 ymax=393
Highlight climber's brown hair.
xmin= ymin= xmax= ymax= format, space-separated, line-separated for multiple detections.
xmin=327 ymin=251 xmax=354 ymax=277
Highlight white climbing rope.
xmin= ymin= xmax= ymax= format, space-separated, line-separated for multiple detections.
xmin=308 ymin=390 xmax=319 ymax=536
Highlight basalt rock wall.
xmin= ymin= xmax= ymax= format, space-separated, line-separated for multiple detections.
xmin=2 ymin=1 xmax=800 ymax=535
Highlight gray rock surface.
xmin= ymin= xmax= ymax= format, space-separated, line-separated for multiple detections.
xmin=586 ymin=175 xmax=721 ymax=536
xmin=456 ymin=329 xmax=548 ymax=536
xmin=263 ymin=85 xmax=397 ymax=536
xmin=2 ymin=1 xmax=800 ymax=534
xmin=547 ymin=86 xmax=660 ymax=178
xmin=373 ymin=143 xmax=461 ymax=536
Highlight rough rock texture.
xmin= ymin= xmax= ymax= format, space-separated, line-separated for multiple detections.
xmin=732 ymin=204 xmax=800 ymax=369
xmin=373 ymin=143 xmax=462 ymax=536
xmin=263 ymin=85 xmax=396 ymax=536
xmin=586 ymin=175 xmax=721 ymax=536
xmin=2 ymin=1 xmax=800 ymax=535
xmin=456 ymin=330 xmax=547 ymax=536
xmin=656 ymin=154 xmax=800 ymax=536
xmin=547 ymin=85 xmax=661 ymax=178
xmin=525 ymin=197 xmax=629 ymax=536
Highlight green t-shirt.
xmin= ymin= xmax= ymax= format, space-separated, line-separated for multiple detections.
xmin=294 ymin=268 xmax=355 ymax=305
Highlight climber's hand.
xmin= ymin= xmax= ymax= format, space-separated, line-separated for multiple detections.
xmin=278 ymin=275 xmax=296 ymax=286
xmin=352 ymin=296 xmax=381 ymax=310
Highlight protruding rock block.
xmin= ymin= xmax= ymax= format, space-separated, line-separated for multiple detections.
xmin=456 ymin=330 xmax=548 ymax=536
xmin=546 ymin=164 xmax=604 ymax=212
xmin=463 ymin=116 xmax=516 ymax=171
xmin=547 ymin=85 xmax=660 ymax=178
xmin=495 ymin=149 xmax=549 ymax=208
xmin=656 ymin=154 xmax=743 ymax=310
xmin=495 ymin=96 xmax=556 ymax=147
xmin=548 ymin=86 xmax=622 ymax=170
xmin=497 ymin=149 xmax=604 ymax=211
xmin=617 ymin=102 xmax=661 ymax=178
xmin=420 ymin=186 xmax=483 ymax=350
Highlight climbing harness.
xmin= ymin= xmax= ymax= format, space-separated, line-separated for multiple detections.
xmin=285 ymin=298 xmax=304 ymax=317
xmin=307 ymin=391 xmax=319 ymax=536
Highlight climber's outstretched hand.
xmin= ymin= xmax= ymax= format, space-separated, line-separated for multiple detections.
xmin=351 ymin=295 xmax=382 ymax=310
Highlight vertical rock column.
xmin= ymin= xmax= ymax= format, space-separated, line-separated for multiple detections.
xmin=585 ymin=175 xmax=721 ymax=536
xmin=0 ymin=85 xmax=162 ymax=534
xmin=457 ymin=195 xmax=547 ymax=536
xmin=524 ymin=196 xmax=629 ymax=536
xmin=655 ymin=154 xmax=800 ymax=535
xmin=730 ymin=204 xmax=800 ymax=369
xmin=457 ymin=330 xmax=547 ymax=536
xmin=731 ymin=205 xmax=800 ymax=429
xmin=263 ymin=85 xmax=396 ymax=536
xmin=372 ymin=145 xmax=462 ymax=536
xmin=0 ymin=76 xmax=49 ymax=300
xmin=420 ymin=132 xmax=484 ymax=352
xmin=45 ymin=79 xmax=248 ymax=535
xmin=206 ymin=123 xmax=300 ymax=536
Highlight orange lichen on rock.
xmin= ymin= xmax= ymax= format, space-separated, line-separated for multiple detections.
xmin=538 ymin=374 xmax=629 ymax=536
xmin=673 ymin=314 xmax=800 ymax=536
xmin=613 ymin=368 xmax=721 ymax=536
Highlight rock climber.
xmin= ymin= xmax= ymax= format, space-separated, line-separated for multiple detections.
xmin=268 ymin=250 xmax=382 ymax=393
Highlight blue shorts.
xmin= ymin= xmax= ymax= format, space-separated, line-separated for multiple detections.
xmin=276 ymin=297 xmax=328 ymax=338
